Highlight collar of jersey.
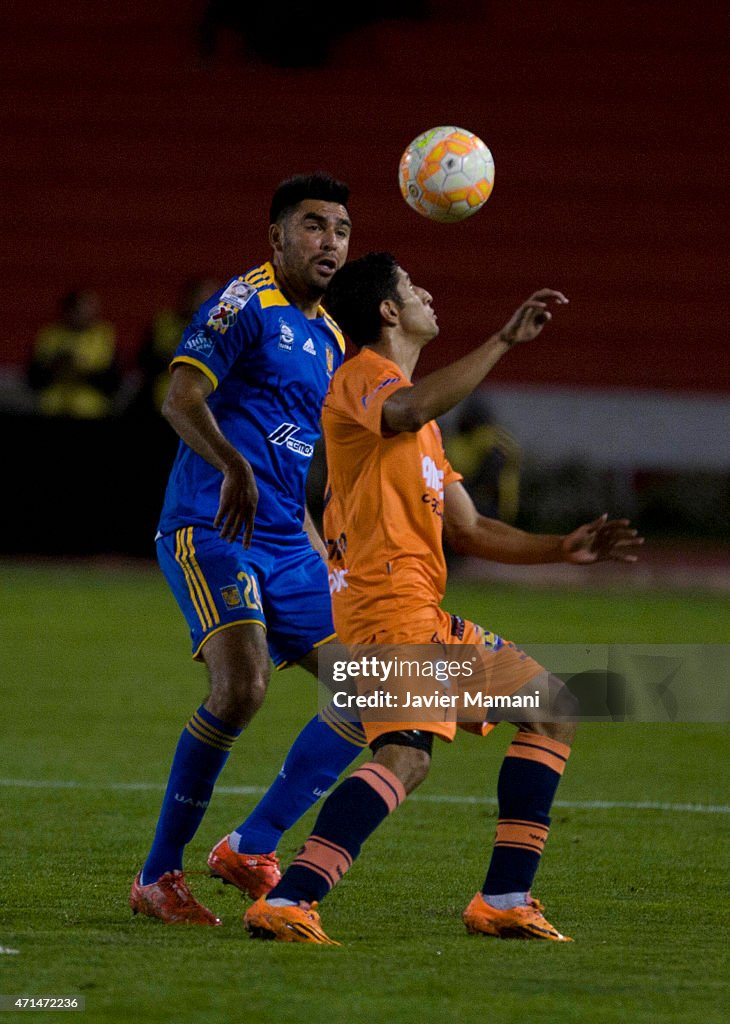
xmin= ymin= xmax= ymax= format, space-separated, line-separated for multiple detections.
xmin=253 ymin=261 xmax=328 ymax=319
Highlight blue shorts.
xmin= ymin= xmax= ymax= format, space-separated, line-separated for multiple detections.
xmin=157 ymin=526 xmax=335 ymax=667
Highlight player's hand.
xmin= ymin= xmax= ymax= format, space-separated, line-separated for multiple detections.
xmin=214 ymin=456 xmax=259 ymax=547
xmin=561 ymin=514 xmax=644 ymax=564
xmin=499 ymin=289 xmax=569 ymax=347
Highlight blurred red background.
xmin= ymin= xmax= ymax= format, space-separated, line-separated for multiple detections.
xmin=1 ymin=0 xmax=726 ymax=391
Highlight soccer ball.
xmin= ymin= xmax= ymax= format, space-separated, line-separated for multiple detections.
xmin=398 ymin=126 xmax=494 ymax=223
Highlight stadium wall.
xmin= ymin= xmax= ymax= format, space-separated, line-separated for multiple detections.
xmin=1 ymin=0 xmax=726 ymax=392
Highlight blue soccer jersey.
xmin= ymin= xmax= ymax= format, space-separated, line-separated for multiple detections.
xmin=158 ymin=261 xmax=346 ymax=540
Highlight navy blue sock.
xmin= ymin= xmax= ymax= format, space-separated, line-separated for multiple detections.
xmin=269 ymin=762 xmax=405 ymax=905
xmin=141 ymin=705 xmax=241 ymax=884
xmin=483 ymin=732 xmax=570 ymax=896
xmin=231 ymin=709 xmax=366 ymax=853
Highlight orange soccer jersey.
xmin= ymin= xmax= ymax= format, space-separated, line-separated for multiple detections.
xmin=322 ymin=348 xmax=545 ymax=744
xmin=322 ymin=347 xmax=462 ymax=642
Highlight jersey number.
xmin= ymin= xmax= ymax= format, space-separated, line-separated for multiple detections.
xmin=236 ymin=572 xmax=263 ymax=612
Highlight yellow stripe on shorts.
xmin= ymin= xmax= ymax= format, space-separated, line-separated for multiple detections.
xmin=184 ymin=528 xmax=220 ymax=626
xmin=175 ymin=528 xmax=219 ymax=630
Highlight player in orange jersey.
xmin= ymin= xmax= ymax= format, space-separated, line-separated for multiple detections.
xmin=244 ymin=252 xmax=642 ymax=944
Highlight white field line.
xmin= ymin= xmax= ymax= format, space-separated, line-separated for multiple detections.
xmin=0 ymin=777 xmax=728 ymax=814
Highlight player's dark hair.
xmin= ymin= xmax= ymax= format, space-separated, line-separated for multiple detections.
xmin=325 ymin=252 xmax=403 ymax=348
xmin=269 ymin=173 xmax=350 ymax=224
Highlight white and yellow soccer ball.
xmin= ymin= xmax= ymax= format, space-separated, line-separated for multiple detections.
xmin=398 ymin=126 xmax=495 ymax=223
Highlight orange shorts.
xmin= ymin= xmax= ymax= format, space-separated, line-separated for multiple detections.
xmin=354 ymin=606 xmax=545 ymax=745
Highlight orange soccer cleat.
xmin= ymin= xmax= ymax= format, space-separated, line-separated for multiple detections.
xmin=463 ymin=892 xmax=572 ymax=942
xmin=244 ymin=897 xmax=339 ymax=945
xmin=207 ymin=835 xmax=281 ymax=899
xmin=129 ymin=870 xmax=221 ymax=925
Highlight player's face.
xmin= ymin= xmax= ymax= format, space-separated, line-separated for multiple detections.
xmin=271 ymin=199 xmax=352 ymax=298
xmin=394 ymin=268 xmax=439 ymax=342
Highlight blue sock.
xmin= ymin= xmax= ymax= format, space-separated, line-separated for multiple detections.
xmin=230 ymin=709 xmax=366 ymax=854
xmin=141 ymin=705 xmax=241 ymax=884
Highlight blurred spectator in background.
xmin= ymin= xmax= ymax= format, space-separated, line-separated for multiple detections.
xmin=136 ymin=276 xmax=219 ymax=416
xmin=119 ymin=277 xmax=218 ymax=556
xmin=440 ymin=392 xmax=522 ymax=523
xmin=28 ymin=289 xmax=119 ymax=418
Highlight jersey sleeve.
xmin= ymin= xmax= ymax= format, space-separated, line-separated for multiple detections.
xmin=329 ymin=358 xmax=410 ymax=436
xmin=443 ymin=455 xmax=463 ymax=487
xmin=170 ymin=276 xmax=261 ymax=390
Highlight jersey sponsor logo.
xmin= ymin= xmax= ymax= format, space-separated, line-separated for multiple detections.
xmin=421 ymin=454 xmax=445 ymax=498
xmin=326 ymin=345 xmax=334 ymax=375
xmin=361 ymin=377 xmax=401 ymax=408
xmin=303 ymin=338 xmax=316 ymax=355
xmin=207 ymin=302 xmax=239 ymax=334
xmin=329 ymin=567 xmax=349 ymax=594
xmin=421 ymin=492 xmax=444 ymax=518
xmin=219 ymin=584 xmax=243 ymax=609
xmin=278 ymin=318 xmax=294 ymax=351
xmin=220 ymin=278 xmax=255 ymax=310
xmin=184 ymin=330 xmax=215 ymax=356
xmin=267 ymin=422 xmax=314 ymax=458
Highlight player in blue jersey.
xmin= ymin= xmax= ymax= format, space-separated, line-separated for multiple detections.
xmin=130 ymin=174 xmax=367 ymax=926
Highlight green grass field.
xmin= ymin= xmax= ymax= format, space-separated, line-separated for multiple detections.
xmin=1 ymin=562 xmax=728 ymax=1023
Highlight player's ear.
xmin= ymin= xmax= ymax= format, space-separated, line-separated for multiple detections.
xmin=380 ymin=297 xmax=400 ymax=327
xmin=269 ymin=221 xmax=283 ymax=253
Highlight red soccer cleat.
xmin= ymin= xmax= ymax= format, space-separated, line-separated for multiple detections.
xmin=129 ymin=870 xmax=221 ymax=926
xmin=207 ymin=835 xmax=281 ymax=899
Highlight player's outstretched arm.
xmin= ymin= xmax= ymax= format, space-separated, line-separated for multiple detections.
xmin=163 ymin=364 xmax=258 ymax=546
xmin=560 ymin=513 xmax=644 ymax=564
xmin=443 ymin=483 xmax=642 ymax=565
xmin=382 ymin=289 xmax=568 ymax=433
